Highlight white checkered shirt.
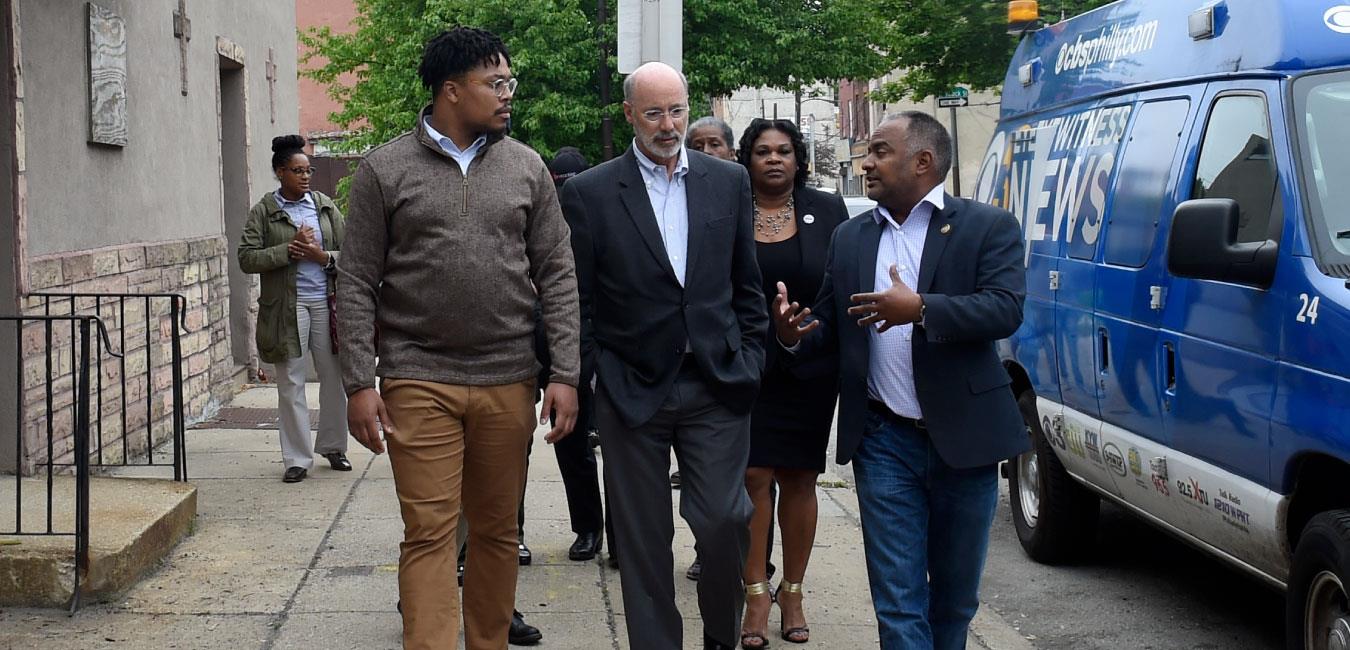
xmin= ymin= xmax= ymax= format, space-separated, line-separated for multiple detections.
xmin=867 ymin=184 xmax=945 ymax=419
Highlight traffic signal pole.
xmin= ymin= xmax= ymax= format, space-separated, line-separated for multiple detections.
xmin=949 ymin=104 xmax=960 ymax=196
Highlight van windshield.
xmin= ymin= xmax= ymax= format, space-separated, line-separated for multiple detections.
xmin=1294 ymin=71 xmax=1350 ymax=270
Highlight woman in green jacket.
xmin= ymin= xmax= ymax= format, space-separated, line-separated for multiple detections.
xmin=237 ymin=135 xmax=349 ymax=483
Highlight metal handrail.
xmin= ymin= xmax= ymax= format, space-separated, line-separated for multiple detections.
xmin=0 ymin=314 xmax=96 ymax=612
xmin=30 ymin=292 xmax=190 ymax=481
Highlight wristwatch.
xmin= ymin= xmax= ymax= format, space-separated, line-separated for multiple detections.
xmin=324 ymin=253 xmax=336 ymax=270
xmin=917 ymin=298 xmax=927 ymax=324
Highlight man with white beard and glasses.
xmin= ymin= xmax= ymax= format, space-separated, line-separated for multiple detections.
xmin=558 ymin=62 xmax=767 ymax=650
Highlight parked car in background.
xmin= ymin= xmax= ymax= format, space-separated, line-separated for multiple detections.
xmin=842 ymin=195 xmax=875 ymax=218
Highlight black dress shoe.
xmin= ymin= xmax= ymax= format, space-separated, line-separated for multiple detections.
xmin=607 ymin=552 xmax=619 ymax=570
xmin=510 ymin=610 xmax=542 ymax=645
xmin=518 ymin=542 xmax=532 ymax=566
xmin=702 ymin=633 xmax=734 ymax=649
xmin=568 ymin=532 xmax=603 ymax=561
xmin=282 ymin=466 xmax=307 ymax=483
xmin=323 ymin=452 xmax=352 ymax=471
xmin=685 ymin=557 xmax=702 ymax=581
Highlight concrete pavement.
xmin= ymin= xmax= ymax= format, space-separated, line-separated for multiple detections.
xmin=0 ymin=384 xmax=1034 ymax=649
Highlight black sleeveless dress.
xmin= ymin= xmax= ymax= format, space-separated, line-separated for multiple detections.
xmin=748 ymin=235 xmax=836 ymax=472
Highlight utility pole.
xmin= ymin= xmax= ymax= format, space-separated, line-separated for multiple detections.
xmin=598 ymin=0 xmax=613 ymax=159
xmin=794 ymin=88 xmax=801 ymax=126
xmin=949 ymin=104 xmax=961 ymax=196
xmin=806 ymin=114 xmax=815 ymax=180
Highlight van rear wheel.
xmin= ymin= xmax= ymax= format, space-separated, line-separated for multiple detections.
xmin=1287 ymin=510 xmax=1350 ymax=650
xmin=1007 ymin=392 xmax=1099 ymax=563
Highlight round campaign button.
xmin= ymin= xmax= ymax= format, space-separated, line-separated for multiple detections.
xmin=803 ymin=214 xmax=816 ymax=224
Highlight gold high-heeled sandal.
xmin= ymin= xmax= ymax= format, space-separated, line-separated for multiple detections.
xmin=741 ymin=581 xmax=772 ymax=649
xmin=777 ymin=581 xmax=810 ymax=644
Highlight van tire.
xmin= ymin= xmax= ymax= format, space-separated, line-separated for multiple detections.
xmin=1286 ymin=510 xmax=1350 ymax=650
xmin=1007 ymin=392 xmax=1099 ymax=564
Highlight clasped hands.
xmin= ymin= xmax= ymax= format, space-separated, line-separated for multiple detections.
xmin=288 ymin=226 xmax=330 ymax=264
xmin=771 ymin=265 xmax=924 ymax=346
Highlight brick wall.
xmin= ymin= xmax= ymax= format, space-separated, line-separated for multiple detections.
xmin=16 ymin=235 xmax=241 ymax=474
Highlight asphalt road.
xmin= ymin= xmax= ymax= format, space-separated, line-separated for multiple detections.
xmin=979 ymin=481 xmax=1286 ymax=650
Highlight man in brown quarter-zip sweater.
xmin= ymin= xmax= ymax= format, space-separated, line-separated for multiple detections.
xmin=335 ymin=27 xmax=579 ymax=650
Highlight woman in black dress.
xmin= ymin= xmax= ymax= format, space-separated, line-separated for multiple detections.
xmin=737 ymin=118 xmax=847 ymax=648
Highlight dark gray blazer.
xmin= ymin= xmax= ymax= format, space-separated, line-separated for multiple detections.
xmin=794 ymin=194 xmax=1030 ymax=468
xmin=560 ymin=148 xmax=768 ymax=428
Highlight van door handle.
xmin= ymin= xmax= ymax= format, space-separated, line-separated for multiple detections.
xmin=1098 ymin=328 xmax=1110 ymax=374
xmin=1162 ymin=341 xmax=1177 ymax=412
xmin=1164 ymin=342 xmax=1176 ymax=391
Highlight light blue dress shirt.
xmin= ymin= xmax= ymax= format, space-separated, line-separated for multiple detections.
xmin=423 ymin=117 xmax=487 ymax=175
xmin=275 ymin=190 xmax=327 ymax=302
xmin=632 ymin=141 xmax=691 ymax=287
xmin=867 ymin=183 xmax=945 ymax=419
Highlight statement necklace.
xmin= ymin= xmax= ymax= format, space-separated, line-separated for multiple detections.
xmin=753 ymin=195 xmax=795 ymax=237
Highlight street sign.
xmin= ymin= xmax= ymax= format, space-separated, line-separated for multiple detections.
xmin=950 ymin=87 xmax=969 ymax=97
xmin=617 ymin=0 xmax=683 ymax=73
xmin=937 ymin=95 xmax=969 ymax=108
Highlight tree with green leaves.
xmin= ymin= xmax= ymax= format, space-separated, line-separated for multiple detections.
xmin=301 ymin=0 xmax=891 ymax=166
xmin=871 ymin=0 xmax=1116 ymax=102
xmin=684 ymin=0 xmax=890 ymax=100
xmin=301 ymin=0 xmax=604 ymax=161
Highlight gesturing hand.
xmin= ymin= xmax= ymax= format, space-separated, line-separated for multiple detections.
xmin=847 ymin=265 xmax=923 ymax=332
xmin=540 ymin=383 xmax=579 ymax=444
xmin=771 ymin=281 xmax=820 ymax=347
xmin=347 ymin=388 xmax=395 ymax=455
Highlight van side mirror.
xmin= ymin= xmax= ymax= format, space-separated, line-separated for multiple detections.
xmin=1166 ymin=199 xmax=1277 ymax=287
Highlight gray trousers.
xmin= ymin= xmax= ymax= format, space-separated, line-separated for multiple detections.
xmin=597 ymin=363 xmax=753 ymax=649
xmin=273 ymin=299 xmax=347 ymax=469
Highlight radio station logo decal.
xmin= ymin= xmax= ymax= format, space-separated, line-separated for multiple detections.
xmin=1101 ymin=443 xmax=1127 ymax=477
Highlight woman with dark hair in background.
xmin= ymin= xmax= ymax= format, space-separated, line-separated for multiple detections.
xmin=237 ymin=135 xmax=349 ymax=483
xmin=736 ymin=118 xmax=847 ymax=648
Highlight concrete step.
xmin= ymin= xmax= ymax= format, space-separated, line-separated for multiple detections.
xmin=0 ymin=476 xmax=196 ymax=608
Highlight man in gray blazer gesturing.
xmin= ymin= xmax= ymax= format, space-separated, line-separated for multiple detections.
xmin=559 ymin=62 xmax=767 ymax=650
xmin=774 ymin=111 xmax=1029 ymax=650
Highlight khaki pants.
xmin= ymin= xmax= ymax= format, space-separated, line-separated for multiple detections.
xmin=381 ymin=378 xmax=535 ymax=650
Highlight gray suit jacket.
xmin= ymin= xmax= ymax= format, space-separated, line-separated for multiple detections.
xmin=794 ymin=194 xmax=1030 ymax=468
xmin=560 ymin=148 xmax=768 ymax=428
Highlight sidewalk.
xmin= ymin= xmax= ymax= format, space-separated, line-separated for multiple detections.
xmin=0 ymin=384 xmax=1033 ymax=649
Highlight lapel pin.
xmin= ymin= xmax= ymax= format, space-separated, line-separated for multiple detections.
xmin=802 ymin=214 xmax=815 ymax=224
xmin=940 ymin=224 xmax=952 ymax=235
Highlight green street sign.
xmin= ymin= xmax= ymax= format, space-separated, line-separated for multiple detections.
xmin=950 ymin=87 xmax=969 ymax=97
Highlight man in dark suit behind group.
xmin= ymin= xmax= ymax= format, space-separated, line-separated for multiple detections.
xmin=559 ymin=61 xmax=767 ymax=650
xmin=773 ymin=111 xmax=1029 ymax=650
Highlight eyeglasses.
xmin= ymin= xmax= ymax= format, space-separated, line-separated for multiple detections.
xmin=640 ymin=106 xmax=689 ymax=123
xmin=468 ymin=77 xmax=518 ymax=98
xmin=287 ymin=167 xmax=316 ymax=176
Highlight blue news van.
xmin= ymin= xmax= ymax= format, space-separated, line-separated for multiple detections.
xmin=977 ymin=2 xmax=1350 ymax=646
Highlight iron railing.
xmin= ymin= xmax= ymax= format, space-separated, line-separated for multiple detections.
xmin=1 ymin=292 xmax=190 ymax=612
xmin=31 ymin=293 xmax=189 ymax=480
xmin=0 ymin=315 xmax=107 ymax=612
